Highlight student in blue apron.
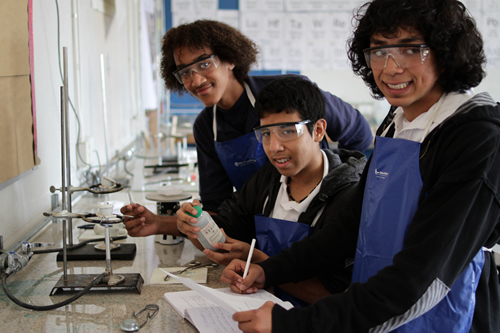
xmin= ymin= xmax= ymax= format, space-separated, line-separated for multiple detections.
xmin=121 ymin=20 xmax=372 ymax=237
xmin=175 ymin=76 xmax=366 ymax=306
xmin=221 ymin=1 xmax=500 ymax=332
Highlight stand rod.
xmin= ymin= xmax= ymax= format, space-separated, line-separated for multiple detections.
xmin=60 ymin=86 xmax=68 ymax=280
xmin=63 ymin=47 xmax=74 ymax=246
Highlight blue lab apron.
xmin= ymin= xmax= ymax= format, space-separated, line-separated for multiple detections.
xmin=255 ymin=209 xmax=321 ymax=308
xmin=352 ymin=122 xmax=484 ymax=332
xmin=213 ymin=83 xmax=268 ymax=191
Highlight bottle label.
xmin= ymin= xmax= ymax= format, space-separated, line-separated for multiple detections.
xmin=200 ymin=219 xmax=224 ymax=245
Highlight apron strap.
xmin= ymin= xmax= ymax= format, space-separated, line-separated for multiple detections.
xmin=310 ymin=203 xmax=326 ymax=228
xmin=212 ymin=105 xmax=218 ymax=141
xmin=420 ymin=95 xmax=446 ymax=142
xmin=262 ymin=196 xmax=269 ymax=214
xmin=213 ymin=82 xmax=256 ymax=142
xmin=380 ymin=94 xmax=446 ymax=142
xmin=380 ymin=120 xmax=394 ymax=137
xmin=243 ymin=82 xmax=256 ymax=105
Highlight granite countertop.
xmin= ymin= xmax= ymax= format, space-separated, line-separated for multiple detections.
xmin=0 ymin=189 xmax=222 ymax=332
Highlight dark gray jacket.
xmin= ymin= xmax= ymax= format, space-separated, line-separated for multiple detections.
xmin=214 ymin=148 xmax=367 ymax=293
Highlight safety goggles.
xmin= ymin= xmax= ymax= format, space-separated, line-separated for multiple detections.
xmin=253 ymin=120 xmax=311 ymax=144
xmin=363 ymin=44 xmax=430 ymax=70
xmin=172 ymin=54 xmax=220 ymax=84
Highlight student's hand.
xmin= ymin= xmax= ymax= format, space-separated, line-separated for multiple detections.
xmin=204 ymin=231 xmax=268 ymax=265
xmin=202 ymin=231 xmax=249 ymax=265
xmin=220 ymin=259 xmax=265 ymax=294
xmin=120 ymin=203 xmax=159 ymax=237
xmin=233 ymin=301 xmax=274 ymax=333
xmin=176 ymin=200 xmax=203 ymax=239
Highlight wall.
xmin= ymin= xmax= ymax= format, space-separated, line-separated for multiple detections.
xmin=169 ymin=1 xmax=500 ymax=126
xmin=0 ymin=0 xmax=143 ymax=250
xmin=302 ymin=67 xmax=500 ymax=126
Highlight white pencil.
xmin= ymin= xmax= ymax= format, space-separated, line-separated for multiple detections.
xmin=242 ymin=239 xmax=256 ymax=279
xmin=127 ymin=190 xmax=134 ymax=204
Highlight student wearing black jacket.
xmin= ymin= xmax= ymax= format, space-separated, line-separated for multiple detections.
xmin=177 ymin=77 xmax=366 ymax=305
xmin=123 ymin=77 xmax=366 ymax=305
xmin=221 ymin=1 xmax=500 ymax=332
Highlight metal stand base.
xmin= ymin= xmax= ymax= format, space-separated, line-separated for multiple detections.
xmin=144 ymin=162 xmax=187 ymax=174
xmin=94 ymin=242 xmax=121 ymax=251
xmin=56 ymin=243 xmax=136 ymax=261
xmin=155 ymin=234 xmax=184 ymax=245
xmin=50 ymin=273 xmax=144 ymax=295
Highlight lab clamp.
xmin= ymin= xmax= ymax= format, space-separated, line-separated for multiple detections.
xmin=0 ymin=238 xmax=53 ymax=276
xmin=1 ymin=47 xmax=142 ymax=311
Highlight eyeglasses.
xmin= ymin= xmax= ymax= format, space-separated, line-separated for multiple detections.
xmin=253 ymin=120 xmax=311 ymax=144
xmin=172 ymin=55 xmax=219 ymax=84
xmin=363 ymin=44 xmax=430 ymax=70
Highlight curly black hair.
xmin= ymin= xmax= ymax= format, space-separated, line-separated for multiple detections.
xmin=348 ymin=0 xmax=486 ymax=99
xmin=160 ymin=20 xmax=259 ymax=95
xmin=254 ymin=76 xmax=325 ymax=135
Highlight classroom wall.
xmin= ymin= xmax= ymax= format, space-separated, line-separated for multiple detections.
xmin=0 ymin=0 xmax=143 ymax=250
xmin=169 ymin=0 xmax=500 ymax=125
xmin=303 ymin=67 xmax=500 ymax=126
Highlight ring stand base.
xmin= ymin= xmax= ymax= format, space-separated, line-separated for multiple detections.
xmin=94 ymin=242 xmax=121 ymax=251
xmin=155 ymin=234 xmax=184 ymax=245
xmin=50 ymin=273 xmax=144 ymax=296
xmin=56 ymin=243 xmax=136 ymax=261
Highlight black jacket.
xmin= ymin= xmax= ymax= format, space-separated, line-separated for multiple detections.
xmin=193 ymin=74 xmax=373 ymax=212
xmin=260 ymin=92 xmax=500 ymax=332
xmin=214 ymin=149 xmax=367 ymax=293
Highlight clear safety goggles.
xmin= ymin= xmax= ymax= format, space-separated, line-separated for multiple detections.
xmin=253 ymin=120 xmax=311 ymax=144
xmin=172 ymin=54 xmax=220 ymax=84
xmin=363 ymin=44 xmax=430 ymax=70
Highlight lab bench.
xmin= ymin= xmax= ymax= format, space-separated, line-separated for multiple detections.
xmin=0 ymin=190 xmax=219 ymax=333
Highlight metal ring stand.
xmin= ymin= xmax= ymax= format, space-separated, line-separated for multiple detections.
xmin=48 ymin=212 xmax=143 ymax=295
xmin=48 ymin=47 xmax=142 ymax=295
xmin=97 ymin=218 xmax=125 ymax=285
xmin=81 ymin=214 xmax=125 ymax=251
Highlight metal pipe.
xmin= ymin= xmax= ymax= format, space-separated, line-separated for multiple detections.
xmin=155 ymin=0 xmax=164 ymax=165
xmin=60 ymin=86 xmax=67 ymax=280
xmin=62 ymin=219 xmax=67 ymax=280
xmin=60 ymin=86 xmax=66 ymax=212
xmin=63 ymin=47 xmax=74 ymax=245
xmin=100 ymin=54 xmax=110 ymax=176
xmin=71 ymin=0 xmax=83 ymax=133
xmin=104 ymin=226 xmax=112 ymax=275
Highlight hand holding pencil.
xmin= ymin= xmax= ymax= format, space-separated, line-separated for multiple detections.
xmin=220 ymin=238 xmax=266 ymax=294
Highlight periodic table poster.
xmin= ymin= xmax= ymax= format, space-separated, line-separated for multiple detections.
xmin=167 ymin=0 xmax=500 ymax=107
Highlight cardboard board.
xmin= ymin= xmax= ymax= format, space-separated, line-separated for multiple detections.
xmin=0 ymin=75 xmax=35 ymax=183
xmin=0 ymin=1 xmax=30 ymax=77
xmin=0 ymin=0 xmax=36 ymax=184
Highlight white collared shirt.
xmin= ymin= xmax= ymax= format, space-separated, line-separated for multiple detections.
xmin=393 ymin=91 xmax=474 ymax=142
xmin=270 ymin=150 xmax=329 ymax=222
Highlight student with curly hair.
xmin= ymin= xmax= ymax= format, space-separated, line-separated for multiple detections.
xmin=121 ymin=20 xmax=372 ymax=238
xmin=222 ymin=1 xmax=500 ymax=332
xmin=160 ymin=20 xmax=372 ymax=214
